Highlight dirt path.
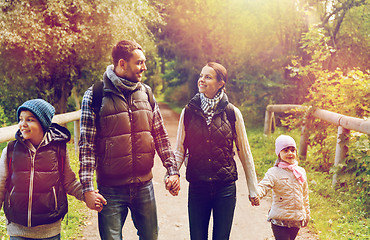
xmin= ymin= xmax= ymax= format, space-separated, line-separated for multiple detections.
xmin=81 ymin=102 xmax=318 ymax=240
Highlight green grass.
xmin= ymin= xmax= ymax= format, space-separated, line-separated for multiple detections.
xmin=60 ymin=143 xmax=89 ymax=239
xmin=307 ymin=171 xmax=369 ymax=240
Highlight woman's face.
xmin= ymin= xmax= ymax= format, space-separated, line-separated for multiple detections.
xmin=198 ymin=66 xmax=224 ymax=98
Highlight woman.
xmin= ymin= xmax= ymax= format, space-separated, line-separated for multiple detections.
xmin=172 ymin=62 xmax=259 ymax=240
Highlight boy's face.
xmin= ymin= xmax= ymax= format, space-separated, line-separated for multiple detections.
xmin=18 ymin=110 xmax=44 ymax=146
xmin=279 ymin=146 xmax=297 ymax=164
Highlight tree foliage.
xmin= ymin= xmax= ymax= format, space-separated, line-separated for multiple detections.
xmin=305 ymin=0 xmax=370 ymax=70
xmin=284 ymin=23 xmax=370 ymax=206
xmin=154 ymin=0 xmax=369 ymax=126
xmin=156 ymin=0 xmax=311 ymax=124
xmin=0 ymin=0 xmax=368 ymax=129
xmin=0 ymin=0 xmax=163 ymax=122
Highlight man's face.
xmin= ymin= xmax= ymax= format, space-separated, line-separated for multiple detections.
xmin=123 ymin=49 xmax=147 ymax=82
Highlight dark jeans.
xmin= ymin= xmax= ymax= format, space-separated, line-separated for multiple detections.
xmin=188 ymin=181 xmax=236 ymax=240
xmin=10 ymin=234 xmax=60 ymax=240
xmin=271 ymin=223 xmax=300 ymax=240
xmin=98 ymin=180 xmax=158 ymax=240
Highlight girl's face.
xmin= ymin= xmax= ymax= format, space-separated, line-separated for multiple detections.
xmin=279 ymin=146 xmax=297 ymax=164
xmin=198 ymin=66 xmax=224 ymax=98
xmin=19 ymin=110 xmax=44 ymax=147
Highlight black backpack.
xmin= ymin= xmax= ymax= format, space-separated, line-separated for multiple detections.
xmin=91 ymin=81 xmax=155 ymax=118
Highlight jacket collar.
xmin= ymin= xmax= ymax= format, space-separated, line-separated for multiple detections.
xmin=15 ymin=123 xmax=70 ymax=151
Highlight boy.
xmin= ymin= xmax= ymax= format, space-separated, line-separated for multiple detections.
xmin=0 ymin=99 xmax=105 ymax=239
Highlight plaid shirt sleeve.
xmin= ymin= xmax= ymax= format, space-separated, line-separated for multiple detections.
xmin=78 ymin=88 xmax=97 ymax=193
xmin=151 ymin=99 xmax=179 ymax=176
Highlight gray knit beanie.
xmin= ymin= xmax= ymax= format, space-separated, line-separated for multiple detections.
xmin=17 ymin=99 xmax=55 ymax=132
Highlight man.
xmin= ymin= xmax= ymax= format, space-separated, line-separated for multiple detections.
xmin=79 ymin=40 xmax=180 ymax=240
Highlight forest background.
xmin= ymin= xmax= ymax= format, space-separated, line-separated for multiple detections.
xmin=0 ymin=0 xmax=369 ymax=239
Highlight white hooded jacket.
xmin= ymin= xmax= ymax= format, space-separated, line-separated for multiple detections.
xmin=257 ymin=166 xmax=310 ymax=226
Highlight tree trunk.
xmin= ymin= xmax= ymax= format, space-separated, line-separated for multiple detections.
xmin=53 ymin=77 xmax=72 ymax=114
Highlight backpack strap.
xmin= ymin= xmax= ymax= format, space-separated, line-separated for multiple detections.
xmin=183 ymin=106 xmax=191 ymax=133
xmin=225 ymin=103 xmax=239 ymax=151
xmin=6 ymin=141 xmax=16 ymax=175
xmin=225 ymin=103 xmax=236 ymax=138
xmin=92 ymin=80 xmax=104 ymax=117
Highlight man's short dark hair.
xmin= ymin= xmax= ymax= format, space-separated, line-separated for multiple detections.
xmin=112 ymin=40 xmax=143 ymax=68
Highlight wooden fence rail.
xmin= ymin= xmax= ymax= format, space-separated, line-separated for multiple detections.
xmin=0 ymin=110 xmax=81 ymax=153
xmin=264 ymin=104 xmax=370 ymax=186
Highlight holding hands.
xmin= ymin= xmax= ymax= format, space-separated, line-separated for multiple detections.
xmin=165 ymin=174 xmax=180 ymax=196
xmin=249 ymin=195 xmax=260 ymax=206
xmin=84 ymin=190 xmax=107 ymax=212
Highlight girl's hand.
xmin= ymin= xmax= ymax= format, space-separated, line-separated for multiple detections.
xmin=249 ymin=195 xmax=260 ymax=206
xmin=302 ymin=215 xmax=310 ymax=227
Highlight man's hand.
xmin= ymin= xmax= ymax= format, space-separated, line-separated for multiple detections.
xmin=248 ymin=195 xmax=260 ymax=206
xmin=84 ymin=190 xmax=107 ymax=212
xmin=165 ymin=175 xmax=180 ymax=196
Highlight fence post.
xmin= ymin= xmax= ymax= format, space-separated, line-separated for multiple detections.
xmin=264 ymin=111 xmax=274 ymax=136
xmin=299 ymin=124 xmax=309 ymax=161
xmin=74 ymin=120 xmax=80 ymax=155
xmin=332 ymin=126 xmax=350 ymax=187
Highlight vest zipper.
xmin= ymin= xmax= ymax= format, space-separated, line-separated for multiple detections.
xmin=128 ymin=108 xmax=136 ymax=181
xmin=28 ymin=149 xmax=35 ymax=227
xmin=52 ymin=186 xmax=58 ymax=210
xmin=8 ymin=186 xmax=14 ymax=208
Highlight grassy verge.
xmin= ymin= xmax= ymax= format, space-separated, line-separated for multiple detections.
xmin=247 ymin=126 xmax=369 ymax=240
xmin=60 ymin=143 xmax=89 ymax=239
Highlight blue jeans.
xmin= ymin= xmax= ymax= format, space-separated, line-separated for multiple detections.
xmin=10 ymin=234 xmax=60 ymax=240
xmin=188 ymin=181 xmax=236 ymax=240
xmin=271 ymin=223 xmax=300 ymax=240
xmin=98 ymin=180 xmax=158 ymax=240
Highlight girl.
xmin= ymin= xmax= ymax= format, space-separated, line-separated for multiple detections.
xmin=170 ymin=62 xmax=259 ymax=240
xmin=257 ymin=135 xmax=310 ymax=240
xmin=0 ymin=99 xmax=104 ymax=240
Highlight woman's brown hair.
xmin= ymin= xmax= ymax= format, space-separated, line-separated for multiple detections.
xmin=206 ymin=62 xmax=228 ymax=85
